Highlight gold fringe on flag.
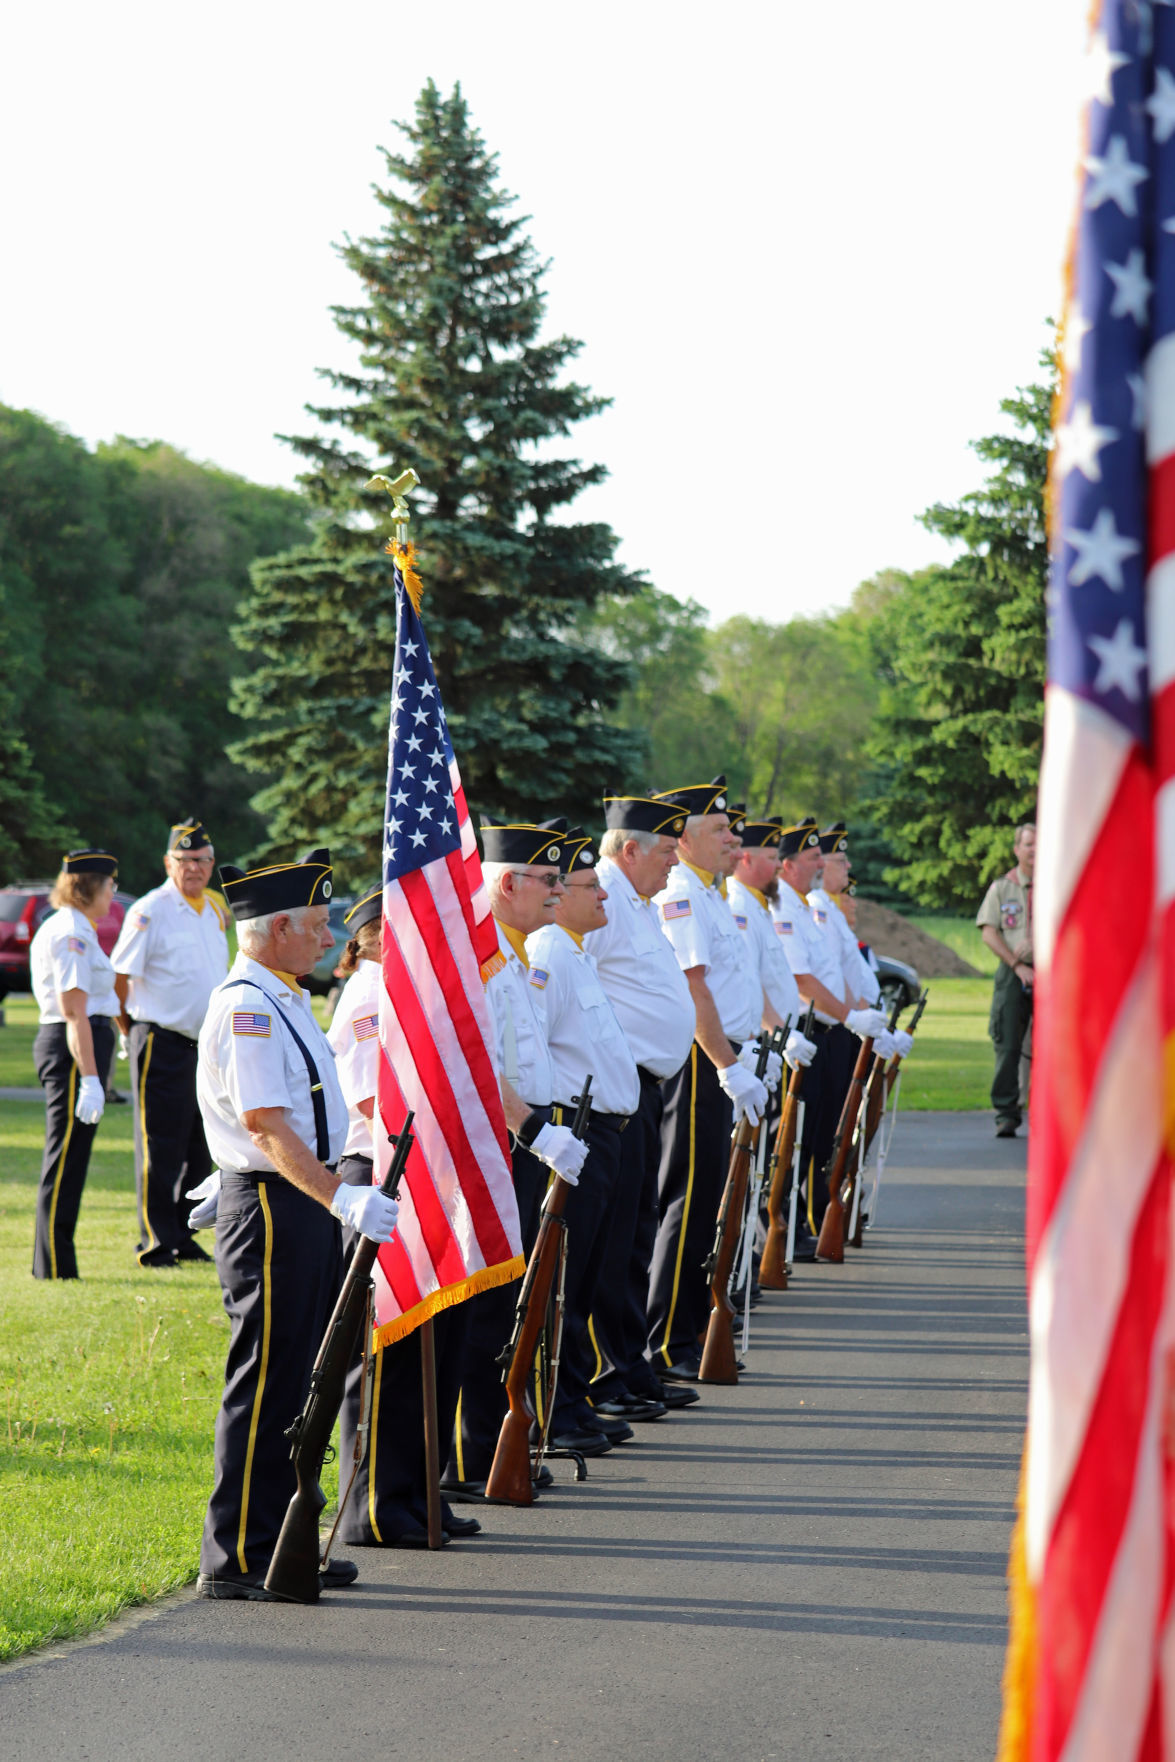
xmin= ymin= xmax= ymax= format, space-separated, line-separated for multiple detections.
xmin=995 ymin=1441 xmax=1037 ymax=1762
xmin=372 ymin=1253 xmax=526 ymax=1349
xmin=389 ymin=539 xmax=425 ymax=614
xmin=480 ymin=947 xmax=507 ymax=983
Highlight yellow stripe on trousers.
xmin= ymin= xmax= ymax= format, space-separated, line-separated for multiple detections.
xmin=136 ymin=1030 xmax=158 ymax=1254
xmin=47 ymin=1063 xmax=79 ymax=1281
xmin=236 ymin=1181 xmax=274 ymax=1574
xmin=367 ymin=1345 xmax=385 ymax=1543
xmin=658 ymin=1044 xmax=697 ymax=1367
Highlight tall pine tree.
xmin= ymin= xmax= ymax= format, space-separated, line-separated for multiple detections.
xmin=231 ymin=82 xmax=641 ymax=882
xmin=865 ymin=364 xmax=1051 ymax=907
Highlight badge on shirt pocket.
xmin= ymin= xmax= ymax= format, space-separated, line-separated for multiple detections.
xmin=1001 ymin=903 xmax=1022 ymax=930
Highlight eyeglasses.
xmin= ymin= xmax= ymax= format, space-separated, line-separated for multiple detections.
xmin=509 ymin=870 xmax=563 ymax=890
xmin=562 ymin=879 xmax=605 ymax=892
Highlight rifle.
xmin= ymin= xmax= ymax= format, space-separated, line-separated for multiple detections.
xmin=759 ymin=1002 xmax=817 ymax=1290
xmin=841 ymin=993 xmax=903 ymax=1251
xmin=813 ymin=1028 xmax=875 ymax=1264
xmin=734 ymin=1025 xmax=788 ymax=1354
xmin=484 ymin=1076 xmax=593 ymax=1504
xmin=265 ymin=1112 xmax=415 ymax=1603
xmin=863 ymin=986 xmax=929 ymax=1233
xmin=699 ymin=1035 xmax=772 ymax=1384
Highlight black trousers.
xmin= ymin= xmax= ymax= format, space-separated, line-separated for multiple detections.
xmin=802 ymin=1025 xmax=857 ymax=1229
xmin=330 ymin=1154 xmax=469 ymax=1544
xmin=128 ymin=1020 xmax=212 ymax=1261
xmin=32 ymin=1018 xmax=114 ymax=1280
xmin=990 ymin=965 xmax=1033 ymax=1127
xmin=445 ymin=1141 xmax=546 ymax=1484
xmin=589 ymin=1071 xmax=666 ymax=1402
xmin=199 ymin=1171 xmax=343 ymax=1588
xmin=549 ymin=1113 xmax=624 ymax=1433
xmin=646 ymin=1046 xmax=734 ymax=1370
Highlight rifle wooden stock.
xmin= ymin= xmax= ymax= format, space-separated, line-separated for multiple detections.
xmin=699 ymin=1038 xmax=773 ymax=1383
xmin=265 ymin=1113 xmax=415 ymax=1604
xmin=760 ymin=1003 xmax=817 ymax=1290
xmin=814 ymin=1037 xmax=874 ymax=1264
xmin=484 ymin=1078 xmax=593 ymax=1504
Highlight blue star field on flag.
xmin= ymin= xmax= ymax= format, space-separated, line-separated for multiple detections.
xmin=382 ymin=564 xmax=462 ymax=883
xmin=1050 ymin=0 xmax=1175 ymax=745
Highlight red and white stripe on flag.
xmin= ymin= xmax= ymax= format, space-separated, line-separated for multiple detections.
xmin=998 ymin=4 xmax=1175 ymax=1757
xmin=369 ymin=544 xmax=522 ymax=1345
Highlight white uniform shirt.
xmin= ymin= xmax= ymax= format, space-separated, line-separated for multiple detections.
xmin=485 ymin=918 xmax=555 ymax=1107
xmin=770 ymin=877 xmax=846 ymax=1024
xmin=111 ymin=878 xmax=230 ymax=1039
xmin=808 ymin=886 xmax=881 ymax=1006
xmin=326 ymin=958 xmax=381 ymax=1161
xmin=31 ymin=907 xmax=119 ymax=1023
xmin=727 ymin=877 xmax=802 ymax=1027
xmin=197 ymin=953 xmax=348 ymax=1173
xmin=525 ymin=923 xmax=640 ymax=1116
xmin=583 ymin=858 xmax=695 ymax=1080
xmin=654 ymin=860 xmax=761 ymax=1043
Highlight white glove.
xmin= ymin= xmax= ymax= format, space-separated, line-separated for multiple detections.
xmin=874 ymin=1029 xmax=899 ymax=1059
xmin=75 ymin=1075 xmax=105 ymax=1125
xmin=331 ymin=1183 xmax=400 ymax=1243
xmin=784 ymin=1029 xmax=817 ymax=1069
xmin=718 ymin=1060 xmax=768 ymax=1126
xmin=762 ymin=1050 xmax=784 ymax=1092
xmin=845 ymin=1007 xmax=887 ymax=1039
xmin=186 ymin=1171 xmax=221 ymax=1230
xmin=531 ymin=1122 xmax=586 ymax=1185
xmin=117 ymin=1032 xmax=129 ymax=1061
xmin=738 ymin=1040 xmax=782 ymax=1092
xmin=892 ymin=1029 xmax=914 ymax=1058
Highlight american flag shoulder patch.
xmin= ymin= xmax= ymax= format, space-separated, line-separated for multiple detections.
xmin=66 ymin=936 xmax=86 ymax=953
xmin=662 ymin=898 xmax=692 ymax=920
xmin=733 ymin=914 xmax=748 ymax=930
xmin=528 ymin=967 xmax=550 ymax=989
xmin=812 ymin=908 xmax=828 ymax=925
xmin=232 ymin=1010 xmax=271 ymax=1037
xmin=131 ymin=912 xmax=150 ymax=931
xmin=353 ymin=1012 xmax=379 ymax=1042
xmin=776 ymin=920 xmax=793 ymax=935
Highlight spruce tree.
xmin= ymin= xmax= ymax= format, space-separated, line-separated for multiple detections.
xmin=231 ymin=82 xmax=641 ymax=882
xmin=865 ymin=366 xmax=1050 ymax=908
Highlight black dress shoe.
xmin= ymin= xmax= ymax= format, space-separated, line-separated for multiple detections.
xmin=656 ymin=1381 xmax=700 ymax=1408
xmin=442 ymin=1512 xmax=482 ymax=1538
xmin=440 ymin=1477 xmax=487 ymax=1501
xmin=995 ymin=1120 xmax=1019 ymax=1138
xmin=320 ymin=1556 xmax=360 ymax=1586
xmin=195 ymin=1573 xmax=277 ymax=1601
xmin=138 ymin=1246 xmax=179 ymax=1269
xmin=549 ymin=1429 xmax=613 ymax=1456
xmin=175 ymin=1240 xmax=213 ymax=1263
xmin=534 ymin=1463 xmax=554 ymax=1489
xmin=593 ymin=1396 xmax=666 ymax=1421
xmin=387 ymin=1527 xmax=451 ymax=1549
xmin=659 ymin=1358 xmax=701 ymax=1382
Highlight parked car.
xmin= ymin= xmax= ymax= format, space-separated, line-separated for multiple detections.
xmin=873 ymin=952 xmax=920 ymax=1016
xmin=0 ymin=882 xmax=135 ymax=1001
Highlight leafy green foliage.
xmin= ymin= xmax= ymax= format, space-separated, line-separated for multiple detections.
xmin=863 ymin=369 xmax=1051 ymax=907
xmin=231 ymin=83 xmax=641 ymax=879
xmin=0 ymin=409 xmax=311 ymax=893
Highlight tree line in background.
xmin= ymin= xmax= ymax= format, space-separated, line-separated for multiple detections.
xmin=0 ymin=81 xmax=1046 ymax=908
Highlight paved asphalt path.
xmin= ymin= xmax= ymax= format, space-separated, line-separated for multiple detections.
xmin=0 ymin=1111 xmax=1027 ymax=1762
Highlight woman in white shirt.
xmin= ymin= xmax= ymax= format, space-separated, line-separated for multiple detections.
xmin=29 ymin=849 xmax=120 ymax=1278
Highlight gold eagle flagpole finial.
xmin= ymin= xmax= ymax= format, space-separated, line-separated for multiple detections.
xmin=367 ymin=468 xmax=421 ymax=546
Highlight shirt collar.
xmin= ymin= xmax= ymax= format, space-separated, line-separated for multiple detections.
xmin=496 ymin=918 xmax=530 ymax=967
xmin=678 ymin=856 xmax=716 ymax=889
xmin=168 ymin=875 xmax=206 ymax=915
xmin=238 ymin=953 xmax=302 ymax=998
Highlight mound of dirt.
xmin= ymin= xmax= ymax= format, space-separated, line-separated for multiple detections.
xmin=854 ymin=899 xmax=982 ymax=980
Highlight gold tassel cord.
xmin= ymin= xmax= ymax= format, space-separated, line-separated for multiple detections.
xmin=995 ymin=1442 xmax=1036 ymax=1762
xmin=373 ymin=1254 xmax=526 ymax=1349
xmin=390 ymin=539 xmax=425 ymax=614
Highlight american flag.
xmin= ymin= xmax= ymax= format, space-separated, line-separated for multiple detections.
xmin=369 ymin=543 xmax=523 ymax=1345
xmin=999 ymin=5 xmax=1175 ymax=1757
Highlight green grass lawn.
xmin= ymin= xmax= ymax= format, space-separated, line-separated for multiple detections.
xmin=910 ymin=914 xmax=999 ymax=976
xmin=0 ymin=992 xmax=38 ymax=1087
xmin=0 ymin=1096 xmax=339 ymax=1660
xmin=900 ymin=976 xmax=992 ymax=1111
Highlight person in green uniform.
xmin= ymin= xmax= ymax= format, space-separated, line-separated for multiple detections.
xmin=976 ymin=824 xmax=1035 ymax=1138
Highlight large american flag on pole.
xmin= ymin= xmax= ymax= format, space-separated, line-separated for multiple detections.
xmin=369 ymin=542 xmax=523 ymax=1346
xmin=998 ymin=4 xmax=1175 ymax=1757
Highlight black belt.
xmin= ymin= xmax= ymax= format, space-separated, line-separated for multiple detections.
xmin=637 ymin=1066 xmax=664 ymax=1089
xmin=556 ymin=1104 xmax=629 ymax=1133
xmin=135 ymin=1020 xmax=198 ymax=1045
xmin=229 ymin=1163 xmax=338 ymax=1186
xmin=810 ymin=1019 xmax=834 ymax=1036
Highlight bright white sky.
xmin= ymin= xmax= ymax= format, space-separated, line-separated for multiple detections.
xmin=2 ymin=0 xmax=1088 ymax=623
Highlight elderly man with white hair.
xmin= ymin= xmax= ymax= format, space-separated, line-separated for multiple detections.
xmin=194 ymin=848 xmax=400 ymax=1601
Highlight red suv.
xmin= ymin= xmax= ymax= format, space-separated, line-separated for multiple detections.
xmin=0 ymin=883 xmax=134 ymax=1002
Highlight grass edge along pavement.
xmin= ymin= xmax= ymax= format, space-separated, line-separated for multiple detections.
xmin=0 ymin=970 xmax=994 ymax=1661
